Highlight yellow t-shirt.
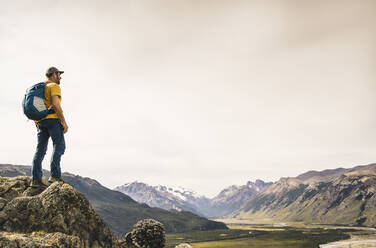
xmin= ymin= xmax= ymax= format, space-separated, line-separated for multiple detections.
xmin=35 ymin=80 xmax=62 ymax=123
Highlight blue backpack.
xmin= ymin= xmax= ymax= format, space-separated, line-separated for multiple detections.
xmin=22 ymin=82 xmax=53 ymax=120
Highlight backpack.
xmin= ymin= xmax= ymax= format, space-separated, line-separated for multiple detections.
xmin=22 ymin=82 xmax=52 ymax=120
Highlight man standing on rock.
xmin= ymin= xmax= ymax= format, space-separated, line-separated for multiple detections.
xmin=31 ymin=67 xmax=68 ymax=188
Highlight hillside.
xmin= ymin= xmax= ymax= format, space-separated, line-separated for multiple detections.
xmin=231 ymin=163 xmax=376 ymax=227
xmin=0 ymin=164 xmax=227 ymax=236
xmin=209 ymin=180 xmax=272 ymax=217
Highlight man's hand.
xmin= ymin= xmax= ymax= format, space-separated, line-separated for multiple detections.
xmin=61 ymin=121 xmax=68 ymax=134
xmin=51 ymin=95 xmax=68 ymax=134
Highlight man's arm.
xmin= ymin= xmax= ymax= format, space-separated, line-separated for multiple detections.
xmin=52 ymin=95 xmax=68 ymax=133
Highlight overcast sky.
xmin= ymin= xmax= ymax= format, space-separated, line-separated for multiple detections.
xmin=1 ymin=0 xmax=375 ymax=197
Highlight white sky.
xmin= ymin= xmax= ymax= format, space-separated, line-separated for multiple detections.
xmin=1 ymin=0 xmax=375 ymax=197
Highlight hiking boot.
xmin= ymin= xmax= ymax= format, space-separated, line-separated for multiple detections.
xmin=48 ymin=176 xmax=65 ymax=184
xmin=30 ymin=180 xmax=48 ymax=188
xmin=24 ymin=185 xmax=46 ymax=196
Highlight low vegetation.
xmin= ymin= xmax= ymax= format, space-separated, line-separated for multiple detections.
xmin=166 ymin=227 xmax=354 ymax=248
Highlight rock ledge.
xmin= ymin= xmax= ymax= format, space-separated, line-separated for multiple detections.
xmin=0 ymin=176 xmax=126 ymax=248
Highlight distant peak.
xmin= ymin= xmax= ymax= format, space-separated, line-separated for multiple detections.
xmin=129 ymin=181 xmax=148 ymax=186
xmin=255 ymin=179 xmax=265 ymax=184
xmin=115 ymin=181 xmax=206 ymax=199
xmin=246 ymin=179 xmax=272 ymax=187
xmin=155 ymin=184 xmax=204 ymax=198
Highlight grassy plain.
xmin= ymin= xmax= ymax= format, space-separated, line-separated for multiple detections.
xmin=166 ymin=227 xmax=353 ymax=248
xmin=165 ymin=219 xmax=376 ymax=248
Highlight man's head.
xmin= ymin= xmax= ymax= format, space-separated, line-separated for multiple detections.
xmin=46 ymin=67 xmax=64 ymax=85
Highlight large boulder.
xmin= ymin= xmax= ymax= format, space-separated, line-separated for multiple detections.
xmin=0 ymin=176 xmax=126 ymax=248
xmin=125 ymin=218 xmax=166 ymax=248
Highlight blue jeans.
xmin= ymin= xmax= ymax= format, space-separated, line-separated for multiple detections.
xmin=32 ymin=118 xmax=66 ymax=181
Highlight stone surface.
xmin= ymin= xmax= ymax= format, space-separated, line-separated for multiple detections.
xmin=0 ymin=176 xmax=127 ymax=248
xmin=0 ymin=231 xmax=83 ymax=248
xmin=125 ymin=219 xmax=166 ymax=248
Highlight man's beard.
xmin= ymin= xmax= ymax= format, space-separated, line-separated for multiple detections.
xmin=56 ymin=78 xmax=60 ymax=85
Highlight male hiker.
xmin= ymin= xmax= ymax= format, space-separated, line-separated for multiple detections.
xmin=31 ymin=67 xmax=68 ymax=188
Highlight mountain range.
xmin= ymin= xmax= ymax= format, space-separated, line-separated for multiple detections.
xmin=3 ymin=162 xmax=376 ymax=231
xmin=232 ymin=163 xmax=376 ymax=227
xmin=114 ymin=179 xmax=273 ymax=218
xmin=114 ymin=163 xmax=376 ymax=228
xmin=0 ymin=164 xmax=227 ymax=237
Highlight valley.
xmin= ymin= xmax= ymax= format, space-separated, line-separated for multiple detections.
xmin=166 ymin=220 xmax=376 ymax=248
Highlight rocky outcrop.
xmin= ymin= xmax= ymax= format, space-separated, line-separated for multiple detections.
xmin=0 ymin=176 xmax=126 ymax=248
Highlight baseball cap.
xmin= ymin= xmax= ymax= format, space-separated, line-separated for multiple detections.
xmin=46 ymin=67 xmax=64 ymax=77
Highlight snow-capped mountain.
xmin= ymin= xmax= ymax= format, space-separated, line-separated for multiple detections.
xmin=114 ymin=182 xmax=209 ymax=216
xmin=154 ymin=185 xmax=204 ymax=202
xmin=114 ymin=180 xmax=272 ymax=218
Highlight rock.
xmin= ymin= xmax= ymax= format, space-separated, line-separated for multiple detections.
xmin=175 ymin=243 xmax=194 ymax=248
xmin=0 ymin=176 xmax=30 ymax=200
xmin=126 ymin=218 xmax=166 ymax=248
xmin=0 ymin=176 xmax=127 ymax=248
xmin=0 ymin=231 xmax=83 ymax=247
xmin=0 ymin=197 xmax=7 ymax=210
xmin=0 ymin=231 xmax=83 ymax=248
xmin=23 ymin=185 xmax=47 ymax=197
